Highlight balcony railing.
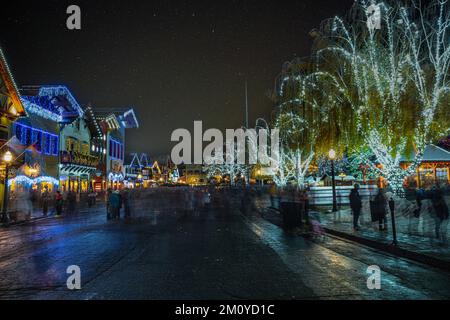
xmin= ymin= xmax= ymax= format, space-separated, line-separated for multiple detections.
xmin=60 ymin=151 xmax=100 ymax=167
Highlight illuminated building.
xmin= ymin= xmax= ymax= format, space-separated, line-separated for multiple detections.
xmin=92 ymin=108 xmax=139 ymax=190
xmin=0 ymin=48 xmax=27 ymax=209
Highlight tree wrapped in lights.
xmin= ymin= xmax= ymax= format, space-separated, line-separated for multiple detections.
xmin=203 ymin=141 xmax=248 ymax=186
xmin=273 ymin=111 xmax=315 ymax=188
xmin=270 ymin=57 xmax=340 ymax=188
xmin=311 ymin=0 xmax=450 ymax=195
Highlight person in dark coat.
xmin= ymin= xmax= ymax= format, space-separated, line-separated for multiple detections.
xmin=55 ymin=191 xmax=63 ymax=217
xmin=41 ymin=187 xmax=50 ymax=216
xmin=431 ymin=186 xmax=449 ymax=242
xmin=106 ymin=189 xmax=112 ymax=220
xmin=374 ymin=188 xmax=388 ymax=231
xmin=109 ymin=191 xmax=121 ymax=220
xmin=349 ymin=184 xmax=362 ymax=230
xmin=67 ymin=190 xmax=77 ymax=214
xmin=121 ymin=188 xmax=131 ymax=218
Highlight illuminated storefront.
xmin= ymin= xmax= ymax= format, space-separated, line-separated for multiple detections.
xmin=0 ymin=48 xmax=28 ymax=210
xmin=401 ymin=144 xmax=450 ymax=189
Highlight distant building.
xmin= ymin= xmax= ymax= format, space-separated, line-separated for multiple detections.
xmin=124 ymin=153 xmax=150 ymax=188
xmin=401 ymin=144 xmax=450 ymax=189
xmin=93 ymin=108 xmax=139 ymax=190
xmin=178 ymin=164 xmax=207 ymax=186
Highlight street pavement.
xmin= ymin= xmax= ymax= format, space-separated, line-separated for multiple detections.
xmin=0 ymin=198 xmax=448 ymax=300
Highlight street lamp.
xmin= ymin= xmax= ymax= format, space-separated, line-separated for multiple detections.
xmin=2 ymin=151 xmax=13 ymax=225
xmin=328 ymin=149 xmax=337 ymax=212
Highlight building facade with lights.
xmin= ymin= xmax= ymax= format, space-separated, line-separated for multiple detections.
xmin=402 ymin=144 xmax=450 ymax=189
xmin=17 ymin=86 xmax=89 ymax=191
xmin=124 ymin=153 xmax=150 ymax=188
xmin=93 ymin=108 xmax=139 ymax=190
xmin=0 ymin=48 xmax=27 ymax=210
xmin=59 ymin=116 xmax=100 ymax=193
xmin=9 ymin=85 xmax=86 ymax=194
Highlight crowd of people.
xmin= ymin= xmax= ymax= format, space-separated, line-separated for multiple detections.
xmin=6 ymin=181 xmax=449 ymax=245
xmin=349 ymin=183 xmax=449 ymax=243
xmin=106 ymin=188 xmax=132 ymax=220
xmin=8 ymin=187 xmax=98 ymax=221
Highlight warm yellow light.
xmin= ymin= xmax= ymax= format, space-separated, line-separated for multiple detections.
xmin=328 ymin=149 xmax=336 ymax=160
xmin=3 ymin=151 xmax=13 ymax=163
xmin=138 ymin=174 xmax=143 ymax=179
xmin=9 ymin=106 xmax=17 ymax=116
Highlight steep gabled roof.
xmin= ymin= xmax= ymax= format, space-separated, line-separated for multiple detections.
xmin=20 ymin=85 xmax=83 ymax=123
xmin=140 ymin=153 xmax=149 ymax=167
xmin=94 ymin=107 xmax=139 ymax=129
xmin=0 ymin=48 xmax=26 ymax=117
xmin=121 ymin=109 xmax=139 ymax=129
xmin=401 ymin=144 xmax=450 ymax=163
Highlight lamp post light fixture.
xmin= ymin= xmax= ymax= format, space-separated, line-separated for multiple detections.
xmin=2 ymin=151 xmax=13 ymax=225
xmin=328 ymin=149 xmax=338 ymax=212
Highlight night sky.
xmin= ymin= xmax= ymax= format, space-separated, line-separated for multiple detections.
xmin=1 ymin=0 xmax=353 ymax=157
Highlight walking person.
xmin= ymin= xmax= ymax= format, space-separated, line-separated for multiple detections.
xmin=349 ymin=184 xmax=362 ymax=230
xmin=88 ymin=189 xmax=96 ymax=208
xmin=431 ymin=186 xmax=449 ymax=244
xmin=109 ymin=190 xmax=121 ymax=220
xmin=67 ymin=190 xmax=76 ymax=215
xmin=41 ymin=186 xmax=50 ymax=216
xmin=55 ymin=191 xmax=63 ymax=217
xmin=374 ymin=188 xmax=388 ymax=231
xmin=106 ymin=188 xmax=112 ymax=220
xmin=121 ymin=188 xmax=131 ymax=218
xmin=269 ymin=184 xmax=277 ymax=208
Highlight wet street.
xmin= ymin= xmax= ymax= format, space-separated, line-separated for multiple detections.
xmin=0 ymin=200 xmax=449 ymax=300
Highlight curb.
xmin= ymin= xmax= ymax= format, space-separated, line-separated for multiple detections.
xmin=265 ymin=206 xmax=450 ymax=272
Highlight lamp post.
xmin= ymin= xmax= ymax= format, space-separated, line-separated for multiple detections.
xmin=389 ymin=197 xmax=398 ymax=246
xmin=2 ymin=151 xmax=13 ymax=225
xmin=328 ymin=149 xmax=337 ymax=212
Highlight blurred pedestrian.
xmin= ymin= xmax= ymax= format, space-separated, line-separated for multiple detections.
xmin=55 ymin=191 xmax=63 ymax=217
xmin=349 ymin=184 xmax=362 ymax=230
xmin=269 ymin=184 xmax=277 ymax=208
xmin=67 ymin=190 xmax=77 ymax=214
xmin=109 ymin=190 xmax=121 ymax=219
xmin=431 ymin=186 xmax=449 ymax=244
xmin=374 ymin=188 xmax=388 ymax=231
xmin=121 ymin=188 xmax=131 ymax=218
xmin=106 ymin=188 xmax=112 ymax=220
xmin=41 ymin=186 xmax=50 ymax=216
xmin=88 ymin=189 xmax=96 ymax=207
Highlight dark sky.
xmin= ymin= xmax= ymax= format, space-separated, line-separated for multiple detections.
xmin=1 ymin=0 xmax=353 ymax=157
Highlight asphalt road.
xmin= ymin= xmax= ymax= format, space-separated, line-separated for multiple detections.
xmin=0 ymin=200 xmax=448 ymax=300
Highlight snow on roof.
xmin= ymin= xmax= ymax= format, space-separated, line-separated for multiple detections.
xmin=401 ymin=144 xmax=450 ymax=163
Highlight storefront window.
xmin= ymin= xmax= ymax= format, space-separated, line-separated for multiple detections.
xmin=436 ymin=168 xmax=449 ymax=184
xmin=51 ymin=136 xmax=59 ymax=155
xmin=31 ymin=130 xmax=42 ymax=152
xmin=43 ymin=133 xmax=50 ymax=155
xmin=81 ymin=142 xmax=90 ymax=155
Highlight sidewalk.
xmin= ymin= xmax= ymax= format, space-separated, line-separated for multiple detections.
xmin=315 ymin=208 xmax=450 ymax=267
xmin=1 ymin=201 xmax=105 ymax=227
